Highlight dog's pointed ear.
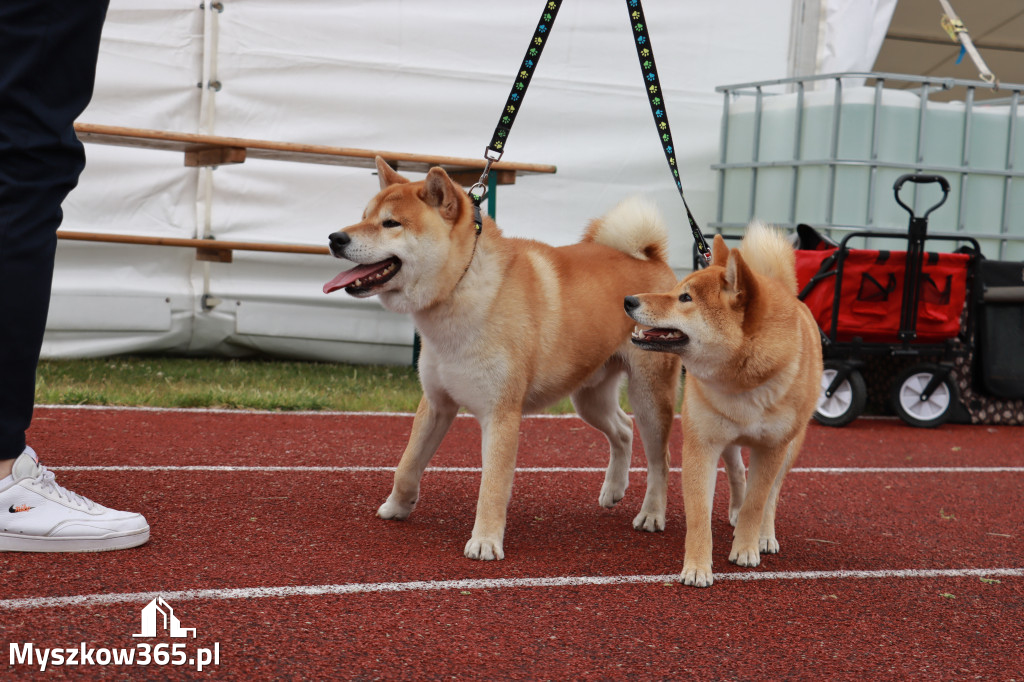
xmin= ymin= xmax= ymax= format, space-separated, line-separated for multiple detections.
xmin=711 ymin=234 xmax=729 ymax=267
xmin=375 ymin=156 xmax=408 ymax=190
xmin=724 ymin=248 xmax=759 ymax=307
xmin=420 ymin=167 xmax=462 ymax=222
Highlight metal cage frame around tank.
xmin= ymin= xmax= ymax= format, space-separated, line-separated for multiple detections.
xmin=710 ymin=72 xmax=1024 ymax=260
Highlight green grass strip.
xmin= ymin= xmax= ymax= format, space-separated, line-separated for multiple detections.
xmin=36 ymin=356 xmax=593 ymax=414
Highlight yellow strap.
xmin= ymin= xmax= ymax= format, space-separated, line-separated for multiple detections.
xmin=940 ymin=14 xmax=965 ymax=42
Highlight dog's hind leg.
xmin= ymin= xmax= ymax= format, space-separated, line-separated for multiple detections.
xmin=377 ymin=393 xmax=458 ymax=521
xmin=570 ymin=365 xmax=634 ymax=510
xmin=721 ymin=445 xmax=746 ymax=527
xmin=626 ymin=351 xmax=681 ymax=533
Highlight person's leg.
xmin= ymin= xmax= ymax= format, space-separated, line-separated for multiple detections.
xmin=0 ymin=0 xmax=148 ymax=552
xmin=0 ymin=0 xmax=110 ymax=470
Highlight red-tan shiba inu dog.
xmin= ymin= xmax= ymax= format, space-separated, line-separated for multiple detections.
xmin=625 ymin=224 xmax=822 ymax=587
xmin=324 ymin=157 xmax=681 ymax=561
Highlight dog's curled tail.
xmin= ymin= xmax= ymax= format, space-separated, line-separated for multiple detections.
xmin=740 ymin=220 xmax=798 ymax=295
xmin=582 ymin=196 xmax=669 ymax=262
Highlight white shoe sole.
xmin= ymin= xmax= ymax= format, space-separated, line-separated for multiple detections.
xmin=0 ymin=526 xmax=150 ymax=553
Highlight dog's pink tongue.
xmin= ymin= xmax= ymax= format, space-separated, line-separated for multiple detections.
xmin=323 ymin=264 xmax=382 ymax=294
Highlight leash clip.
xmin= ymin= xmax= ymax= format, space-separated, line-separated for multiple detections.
xmin=473 ymin=147 xmax=503 ymax=193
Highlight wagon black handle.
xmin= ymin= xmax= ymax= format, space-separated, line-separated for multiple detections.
xmin=893 ymin=173 xmax=950 ymax=221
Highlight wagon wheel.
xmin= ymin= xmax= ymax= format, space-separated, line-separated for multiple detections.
xmin=814 ymin=361 xmax=867 ymax=427
xmin=890 ymin=363 xmax=957 ymax=429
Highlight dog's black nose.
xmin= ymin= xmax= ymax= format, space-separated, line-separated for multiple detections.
xmin=623 ymin=296 xmax=640 ymax=313
xmin=328 ymin=231 xmax=350 ymax=256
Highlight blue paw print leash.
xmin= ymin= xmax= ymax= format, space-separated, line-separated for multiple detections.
xmin=477 ymin=0 xmax=711 ymax=265
xmin=627 ymin=0 xmax=711 ymax=264
xmin=486 ymin=1 xmax=562 ymax=161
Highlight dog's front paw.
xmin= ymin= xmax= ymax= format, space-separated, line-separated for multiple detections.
xmin=464 ymin=536 xmax=504 ymax=561
xmin=729 ymin=543 xmax=761 ymax=567
xmin=632 ymin=509 xmax=666 ymax=533
xmin=759 ymin=535 xmax=780 ymax=554
xmin=376 ymin=495 xmax=415 ymax=520
xmin=680 ymin=563 xmax=714 ymax=588
xmin=598 ymin=479 xmax=626 ymax=508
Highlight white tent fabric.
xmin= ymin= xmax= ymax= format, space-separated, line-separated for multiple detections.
xmin=44 ymin=0 xmax=857 ymax=364
xmin=818 ymin=0 xmax=898 ymax=78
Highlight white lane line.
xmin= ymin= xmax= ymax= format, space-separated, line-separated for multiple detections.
xmin=35 ymin=404 xmax=904 ymax=422
xmin=2 ymin=567 xmax=1020 ymax=611
xmin=34 ymin=404 xmax=569 ymax=419
xmin=40 ymin=404 xmax=413 ymax=417
xmin=51 ymin=465 xmax=1024 ymax=474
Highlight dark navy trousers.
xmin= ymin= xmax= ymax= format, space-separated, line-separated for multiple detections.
xmin=0 ymin=0 xmax=109 ymax=459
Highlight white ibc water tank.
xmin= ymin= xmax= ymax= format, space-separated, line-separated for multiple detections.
xmin=715 ymin=77 xmax=1024 ymax=260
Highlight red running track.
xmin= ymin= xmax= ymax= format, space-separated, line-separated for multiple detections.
xmin=2 ymin=406 xmax=1022 ymax=680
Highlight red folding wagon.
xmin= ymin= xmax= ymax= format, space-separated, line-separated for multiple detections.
xmin=796 ymin=174 xmax=981 ymax=428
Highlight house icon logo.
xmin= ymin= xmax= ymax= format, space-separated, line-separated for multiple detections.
xmin=132 ymin=596 xmax=196 ymax=638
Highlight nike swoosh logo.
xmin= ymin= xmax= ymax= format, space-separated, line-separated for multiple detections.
xmin=8 ymin=505 xmax=32 ymax=513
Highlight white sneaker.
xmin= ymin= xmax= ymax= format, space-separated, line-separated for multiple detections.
xmin=0 ymin=447 xmax=149 ymax=552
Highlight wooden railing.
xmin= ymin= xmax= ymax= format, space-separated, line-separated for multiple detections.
xmin=61 ymin=123 xmax=557 ymax=261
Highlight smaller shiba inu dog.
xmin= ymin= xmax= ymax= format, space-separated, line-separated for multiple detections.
xmin=325 ymin=158 xmax=681 ymax=561
xmin=625 ymin=224 xmax=822 ymax=587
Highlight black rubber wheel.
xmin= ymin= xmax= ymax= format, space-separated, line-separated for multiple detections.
xmin=890 ymin=363 xmax=957 ymax=428
xmin=814 ymin=361 xmax=867 ymax=427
